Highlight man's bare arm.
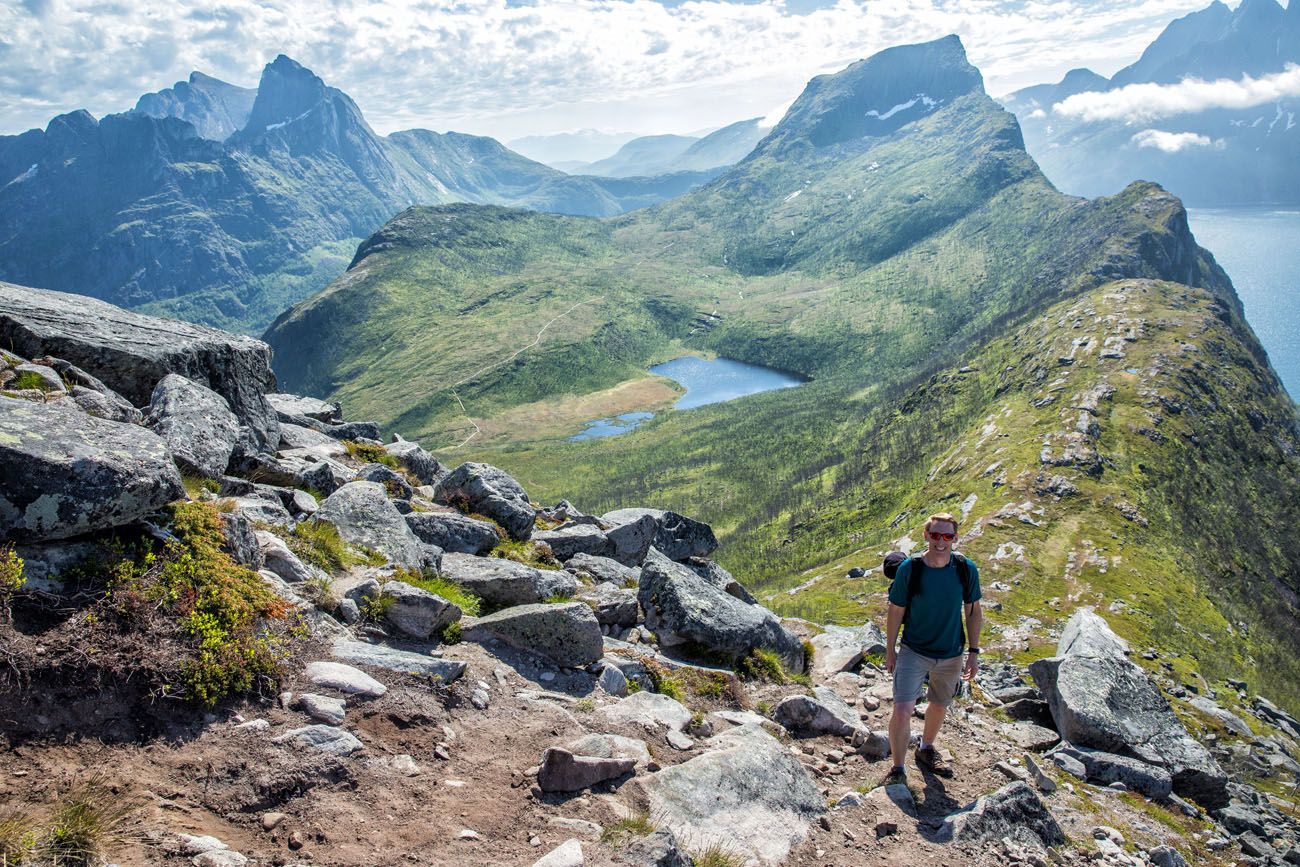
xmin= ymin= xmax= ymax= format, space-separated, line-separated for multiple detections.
xmin=885 ymin=603 xmax=905 ymax=672
xmin=963 ymin=600 xmax=983 ymax=678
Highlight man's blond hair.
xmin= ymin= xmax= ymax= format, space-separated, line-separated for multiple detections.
xmin=924 ymin=512 xmax=959 ymax=534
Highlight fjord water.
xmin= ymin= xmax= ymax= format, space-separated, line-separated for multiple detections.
xmin=570 ymin=356 xmax=806 ymax=440
xmin=1187 ymin=207 xmax=1300 ymax=398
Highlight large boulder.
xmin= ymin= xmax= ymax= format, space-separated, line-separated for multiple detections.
xmin=637 ymin=550 xmax=805 ymax=672
xmin=772 ymin=686 xmax=862 ymax=737
xmin=265 ymin=393 xmax=342 ymax=425
xmin=683 ymin=558 xmax=756 ymax=604
xmin=935 ymin=781 xmax=1065 ymax=849
xmin=809 ymin=623 xmax=887 ymax=680
xmin=461 ymin=602 xmax=603 ymax=667
xmin=440 ymin=552 xmax=576 ymax=607
xmin=0 ymin=396 xmax=184 ymax=542
xmin=598 ymin=691 xmax=693 ymax=732
xmin=640 ymin=725 xmax=825 ymax=865
xmin=405 ymin=512 xmax=501 ymax=555
xmin=0 ymin=282 xmax=280 ymax=449
xmin=145 ymin=374 xmax=241 ymax=478
xmin=1053 ymin=745 xmax=1173 ymax=799
xmin=1028 ymin=609 xmax=1228 ymax=807
xmin=577 ymin=582 xmax=639 ymax=627
xmin=381 ymin=580 xmax=461 ymax=640
xmin=533 ymin=524 xmax=612 ymax=561
xmin=601 ymin=508 xmax=717 ymax=562
xmin=434 ymin=462 xmax=535 ymax=541
xmin=564 ymin=552 xmax=639 ymax=586
xmin=383 ymin=437 xmax=447 ymax=486
xmin=315 ymin=482 xmax=440 ymax=569
xmin=41 ymin=357 xmax=142 ymax=423
xmin=599 ymin=511 xmax=659 ymax=566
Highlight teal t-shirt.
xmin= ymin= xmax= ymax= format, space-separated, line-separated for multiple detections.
xmin=888 ymin=555 xmax=981 ymax=660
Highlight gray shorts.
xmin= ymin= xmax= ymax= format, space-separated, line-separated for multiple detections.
xmin=892 ymin=645 xmax=965 ymax=708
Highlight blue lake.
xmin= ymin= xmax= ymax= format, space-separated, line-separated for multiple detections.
xmin=1187 ymin=207 xmax=1300 ymax=399
xmin=570 ymin=356 xmax=806 ymax=440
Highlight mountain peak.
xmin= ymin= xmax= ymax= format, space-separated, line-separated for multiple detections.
xmin=758 ymin=35 xmax=983 ymax=152
xmin=242 ymin=55 xmax=330 ymax=135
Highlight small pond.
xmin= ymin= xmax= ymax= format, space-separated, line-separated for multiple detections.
xmin=569 ymin=356 xmax=806 ymax=440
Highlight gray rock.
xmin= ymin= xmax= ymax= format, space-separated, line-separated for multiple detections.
xmin=601 ymin=654 xmax=655 ymax=694
xmin=255 ymin=531 xmax=313 ymax=584
xmin=279 ymin=423 xmax=342 ymax=451
xmin=330 ymin=639 xmax=466 ymax=683
xmin=565 ymin=552 xmax=639 ymax=586
xmin=382 ymin=579 xmax=461 ymax=640
xmin=773 ymin=686 xmax=861 ymax=737
xmin=809 ymin=623 xmax=887 ymax=679
xmin=1002 ymin=723 xmax=1060 ymax=752
xmin=266 ymin=393 xmax=342 ymax=425
xmin=1052 ymin=752 xmax=1087 ymax=779
xmin=537 ymin=747 xmax=635 ymax=792
xmin=1189 ymin=695 xmax=1253 ymax=737
xmin=599 ymin=511 xmax=659 ymax=565
xmin=1147 ymin=845 xmax=1190 ymax=867
xmin=621 ymin=829 xmax=692 ymax=867
xmin=220 ymin=512 xmax=263 ymax=571
xmin=287 ymin=489 xmax=318 ymax=516
xmin=68 ymin=384 xmax=141 ymax=423
xmin=641 ymin=724 xmax=825 ymax=865
xmin=534 ymin=524 xmax=612 ymax=560
xmin=531 ymin=839 xmax=583 ymax=867
xmin=1055 ymin=745 xmax=1173 ymax=799
xmin=578 ymin=582 xmax=639 ymax=627
xmin=935 ymin=781 xmax=1065 ymax=849
xmin=434 ymin=462 xmax=535 ymax=541
xmin=441 ymin=552 xmax=576 ymax=607
xmin=638 ymin=549 xmax=805 ymax=672
xmin=272 ymin=724 xmax=363 ymax=756
xmin=228 ymin=496 xmax=293 ymax=528
xmin=598 ymin=663 xmax=629 ymax=696
xmin=13 ymin=362 xmax=64 ymax=392
xmin=357 ymin=463 xmax=413 ymax=500
xmin=1029 ymin=609 xmax=1227 ymax=807
xmin=601 ymin=508 xmax=717 ymax=562
xmin=598 ymin=691 xmax=692 ymax=732
xmin=850 ymin=728 xmax=892 ymax=759
xmin=293 ymin=693 xmax=346 ymax=725
xmin=405 ymin=512 xmax=501 ymax=555
xmin=0 ymin=395 xmax=184 ymax=542
xmin=303 ymin=661 xmax=387 ymax=697
xmin=0 ymin=282 xmax=280 ymax=449
xmin=193 ymin=851 xmax=248 ymax=867
xmin=383 ymin=437 xmax=447 ymax=486
xmin=144 ymin=374 xmax=241 ymax=478
xmin=683 ymin=557 xmax=756 ymax=604
xmin=316 ymin=482 xmax=440 ymax=569
xmin=11 ymin=539 xmax=105 ymax=593
xmin=462 ymin=602 xmax=603 ymax=667
xmin=567 ymin=733 xmax=651 ymax=766
xmin=1023 ymin=754 xmax=1057 ymax=794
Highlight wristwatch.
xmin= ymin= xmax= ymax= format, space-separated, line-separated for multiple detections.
xmin=967 ymin=647 xmax=981 ymax=654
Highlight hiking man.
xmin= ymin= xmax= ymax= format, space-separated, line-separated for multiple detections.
xmin=884 ymin=512 xmax=982 ymax=782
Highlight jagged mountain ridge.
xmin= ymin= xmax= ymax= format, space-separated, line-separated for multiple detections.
xmin=0 ymin=56 xmax=720 ymax=335
xmin=1002 ymin=0 xmax=1300 ymax=204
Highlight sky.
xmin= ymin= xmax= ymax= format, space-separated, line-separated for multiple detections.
xmin=0 ymin=0 xmax=1242 ymax=146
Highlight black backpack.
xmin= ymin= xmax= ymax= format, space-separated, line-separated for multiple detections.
xmin=882 ymin=551 xmax=975 ymax=622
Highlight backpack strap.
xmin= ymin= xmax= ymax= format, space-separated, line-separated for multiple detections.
xmin=903 ymin=555 xmax=926 ymax=624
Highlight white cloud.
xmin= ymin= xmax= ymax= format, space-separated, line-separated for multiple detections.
xmin=0 ymin=0 xmax=1216 ymax=141
xmin=1130 ymin=128 xmax=1218 ymax=152
xmin=1055 ymin=65 xmax=1300 ymax=124
xmin=1028 ymin=108 xmax=1046 ymax=119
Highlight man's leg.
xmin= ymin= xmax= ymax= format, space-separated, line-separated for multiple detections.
xmin=889 ymin=700 xmax=915 ymax=770
xmin=913 ymin=654 xmax=964 ymax=777
xmin=920 ymin=701 xmax=947 ymax=748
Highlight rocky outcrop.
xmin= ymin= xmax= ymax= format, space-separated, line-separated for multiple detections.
xmin=637 ymin=550 xmax=805 ymax=672
xmin=0 ymin=282 xmax=280 ymax=450
xmin=1028 ymin=609 xmax=1228 ymax=807
xmin=434 ymin=462 xmax=535 ymax=541
xmin=440 ymin=553 xmax=577 ymax=608
xmin=315 ymin=482 xmax=441 ymax=570
xmin=601 ymin=508 xmax=717 ymax=562
xmin=640 ymin=724 xmax=825 ymax=864
xmin=461 ymin=602 xmax=603 ymax=667
xmin=0 ymin=395 xmax=184 ymax=542
xmin=145 ymin=374 xmax=242 ymax=478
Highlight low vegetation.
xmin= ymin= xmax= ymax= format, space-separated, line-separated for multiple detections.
xmin=600 ymin=811 xmax=656 ymax=844
xmin=285 ymin=520 xmax=384 ymax=571
xmin=343 ymin=440 xmax=400 ymax=469
xmin=0 ymin=775 xmax=140 ymax=867
xmin=390 ymin=568 xmax=482 ymax=617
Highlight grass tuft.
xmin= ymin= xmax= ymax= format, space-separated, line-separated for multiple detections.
xmin=492 ymin=538 xmax=561 ymax=570
xmin=0 ymin=807 xmax=37 ymax=865
xmin=391 ymin=568 xmax=482 ymax=617
xmin=344 ymin=440 xmax=400 ymax=469
xmin=39 ymin=776 xmax=140 ymax=867
xmin=692 ymin=844 xmax=743 ymax=867
xmin=737 ymin=648 xmax=788 ymax=684
xmin=600 ymin=811 xmax=657 ymax=845
xmin=285 ymin=520 xmax=383 ymax=572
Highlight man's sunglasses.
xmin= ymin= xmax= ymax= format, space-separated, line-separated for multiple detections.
xmin=928 ymin=531 xmax=956 ymax=541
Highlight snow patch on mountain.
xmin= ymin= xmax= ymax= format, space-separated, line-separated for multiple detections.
xmin=866 ymin=94 xmax=937 ymax=120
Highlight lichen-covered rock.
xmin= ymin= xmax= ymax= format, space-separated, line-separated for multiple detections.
xmin=405 ymin=512 xmax=501 ymax=555
xmin=638 ymin=549 xmax=805 ymax=672
xmin=384 ymin=436 xmax=447 ymax=486
xmin=809 ymin=623 xmax=887 ymax=680
xmin=935 ymin=781 xmax=1065 ymax=849
xmin=357 ymin=463 xmax=414 ymax=499
xmin=602 ymin=508 xmax=717 ymax=562
xmin=265 ymin=393 xmax=342 ymax=424
xmin=577 ymin=582 xmax=639 ymax=626
xmin=440 ymin=552 xmax=576 ymax=607
xmin=220 ymin=511 xmax=263 ymax=571
xmin=565 ymin=552 xmax=639 ymax=586
xmin=145 ymin=374 xmax=242 ymax=478
xmin=461 ymin=602 xmax=603 ymax=667
xmin=0 ymin=395 xmax=184 ymax=542
xmin=533 ymin=524 xmax=612 ymax=561
xmin=316 ymin=482 xmax=440 ymax=569
xmin=434 ymin=462 xmax=535 ymax=541
xmin=599 ymin=510 xmax=658 ymax=565
xmin=255 ymin=530 xmax=313 ymax=584
xmin=772 ymin=686 xmax=862 ymax=737
xmin=381 ymin=579 xmax=461 ymax=639
xmin=0 ymin=282 xmax=280 ymax=449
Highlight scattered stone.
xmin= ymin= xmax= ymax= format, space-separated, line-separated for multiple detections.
xmin=303 ymin=661 xmax=387 ymax=698
xmin=293 ymin=693 xmax=346 ymax=726
xmin=177 ymin=834 xmax=228 ymax=854
xmin=144 ymin=373 xmax=241 ymax=478
xmin=809 ymin=624 xmax=887 ymax=680
xmin=273 ymin=724 xmax=363 ymax=756
xmin=537 ymin=748 xmax=635 ymax=793
xmin=621 ymin=828 xmax=692 ymax=867
xmin=1002 ymin=722 xmax=1060 ymax=752
xmin=567 ymin=733 xmax=651 ymax=766
xmin=1023 ymin=754 xmax=1057 ymax=794
xmin=383 ymin=437 xmax=447 ymax=485
xmin=381 ymin=579 xmax=461 ymax=640
xmin=261 ymin=813 xmax=286 ymax=831
xmin=598 ymin=664 xmax=629 ymax=697
xmin=849 ymin=729 xmax=891 ymax=759
xmin=773 ymin=686 xmax=862 ymax=737
xmin=462 ymin=602 xmax=604 ymax=667
xmin=531 ymin=839 xmax=583 ymax=867
xmin=1052 ymin=752 xmax=1087 ymax=780
xmin=329 ymin=639 xmax=466 ymax=683
xmin=435 ymin=462 xmax=535 ymax=540
xmin=192 ymin=852 xmax=248 ymax=867
xmin=1188 ymin=695 xmax=1253 ymax=737
xmin=1147 ymin=845 xmax=1189 ymax=867
xmin=598 ymin=691 xmax=692 ymax=732
xmin=256 ymin=531 xmax=315 ymax=585
xmin=405 ymin=512 xmax=501 ymax=555
xmin=665 ymin=729 xmax=694 ymax=751
xmin=935 ymin=781 xmax=1065 ymax=849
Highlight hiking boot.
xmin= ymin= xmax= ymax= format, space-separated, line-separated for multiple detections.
xmin=882 ymin=766 xmax=907 ymax=787
xmin=914 ymin=745 xmax=953 ymax=778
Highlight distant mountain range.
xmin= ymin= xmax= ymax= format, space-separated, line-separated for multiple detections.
xmin=1002 ymin=0 xmax=1300 ymax=205
xmin=0 ymin=57 xmax=725 ymax=333
xmin=576 ymin=119 xmax=769 ymax=177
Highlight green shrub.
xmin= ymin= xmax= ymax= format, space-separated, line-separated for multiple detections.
xmin=344 ymin=440 xmax=400 ymax=469
xmin=285 ymin=520 xmax=382 ymax=571
xmin=0 ymin=545 xmax=24 ymax=616
xmin=391 ymin=568 xmax=482 ymax=617
xmin=737 ymin=648 xmax=788 ymax=684
xmin=180 ymin=472 xmax=221 ymax=500
xmin=648 ymin=667 xmax=685 ymax=702
xmin=441 ymin=620 xmax=462 ymax=644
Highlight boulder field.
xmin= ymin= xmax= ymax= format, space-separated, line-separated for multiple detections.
xmin=2 ymin=282 xmax=1298 ymax=866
